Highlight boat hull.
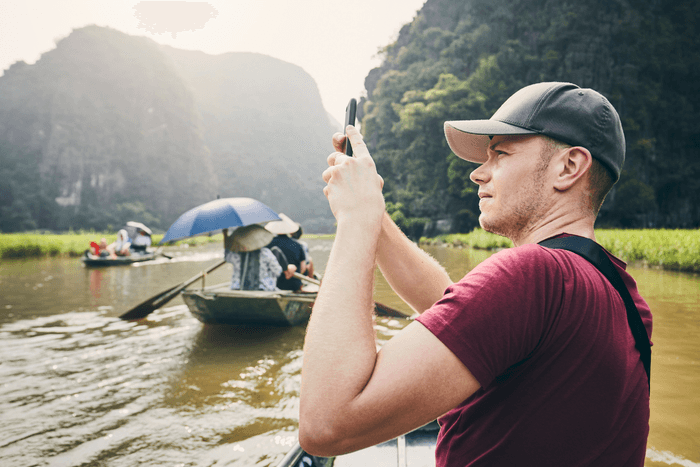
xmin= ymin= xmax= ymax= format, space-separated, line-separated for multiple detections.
xmin=277 ymin=421 xmax=439 ymax=467
xmin=81 ymin=250 xmax=157 ymax=267
xmin=181 ymin=288 xmax=316 ymax=326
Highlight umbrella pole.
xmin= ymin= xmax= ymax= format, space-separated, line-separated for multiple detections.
xmin=240 ymin=252 xmax=249 ymax=290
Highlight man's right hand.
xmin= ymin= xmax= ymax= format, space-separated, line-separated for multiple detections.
xmin=322 ymin=126 xmax=385 ymax=228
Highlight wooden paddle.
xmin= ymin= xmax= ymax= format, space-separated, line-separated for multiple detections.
xmin=119 ymin=259 xmax=227 ymax=320
xmin=292 ymin=272 xmax=414 ymax=319
xmin=154 ymin=246 xmax=173 ymax=260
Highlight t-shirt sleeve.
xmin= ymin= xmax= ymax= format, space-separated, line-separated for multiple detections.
xmin=416 ymin=245 xmax=563 ymax=389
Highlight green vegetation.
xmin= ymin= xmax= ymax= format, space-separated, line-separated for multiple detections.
xmin=596 ymin=230 xmax=700 ymax=273
xmin=422 ymin=228 xmax=700 ymax=273
xmin=0 ymin=231 xmax=338 ymax=259
xmin=361 ymin=0 xmax=700 ymax=232
xmin=422 ymin=228 xmax=514 ymax=250
xmin=0 ymin=232 xmax=109 ymax=258
xmin=3 ymin=229 xmax=698 ymax=273
xmin=0 ymin=232 xmax=223 ymax=259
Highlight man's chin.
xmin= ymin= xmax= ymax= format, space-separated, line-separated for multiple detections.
xmin=479 ymin=217 xmax=507 ymax=238
xmin=478 ymin=216 xmax=494 ymax=233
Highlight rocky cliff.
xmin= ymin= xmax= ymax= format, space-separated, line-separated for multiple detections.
xmin=0 ymin=25 xmax=335 ymax=233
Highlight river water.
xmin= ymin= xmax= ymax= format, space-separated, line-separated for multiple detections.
xmin=0 ymin=238 xmax=698 ymax=467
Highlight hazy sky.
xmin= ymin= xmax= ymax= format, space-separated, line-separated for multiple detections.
xmin=0 ymin=0 xmax=426 ymax=125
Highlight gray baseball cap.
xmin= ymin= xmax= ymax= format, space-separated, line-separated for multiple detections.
xmin=444 ymin=82 xmax=625 ymax=181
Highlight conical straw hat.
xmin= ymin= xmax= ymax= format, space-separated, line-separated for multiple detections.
xmin=228 ymin=224 xmax=274 ymax=252
xmin=264 ymin=213 xmax=300 ymax=235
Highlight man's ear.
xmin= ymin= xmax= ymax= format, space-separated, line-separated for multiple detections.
xmin=553 ymin=147 xmax=592 ymax=192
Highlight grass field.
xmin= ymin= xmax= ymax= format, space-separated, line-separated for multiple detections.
xmin=422 ymin=228 xmax=700 ymax=273
xmin=2 ymin=229 xmax=698 ymax=273
xmin=0 ymin=232 xmax=338 ymax=260
xmin=0 ymin=232 xmax=223 ymax=259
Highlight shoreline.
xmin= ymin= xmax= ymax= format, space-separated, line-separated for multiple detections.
xmin=420 ymin=229 xmax=700 ymax=274
xmin=0 ymin=232 xmax=337 ymax=260
xmin=2 ymin=229 xmax=698 ymax=274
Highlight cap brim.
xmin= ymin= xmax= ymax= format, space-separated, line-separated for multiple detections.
xmin=444 ymin=120 xmax=537 ymax=162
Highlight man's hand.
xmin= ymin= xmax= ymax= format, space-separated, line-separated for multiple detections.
xmin=322 ymin=126 xmax=385 ymax=227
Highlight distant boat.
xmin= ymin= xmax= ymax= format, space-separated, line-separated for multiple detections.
xmin=276 ymin=421 xmax=439 ymax=467
xmin=81 ymin=249 xmax=158 ymax=267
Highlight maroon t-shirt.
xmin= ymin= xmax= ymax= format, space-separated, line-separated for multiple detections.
xmin=416 ymin=237 xmax=652 ymax=466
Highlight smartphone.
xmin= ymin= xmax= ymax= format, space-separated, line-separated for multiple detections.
xmin=344 ymin=98 xmax=357 ymax=156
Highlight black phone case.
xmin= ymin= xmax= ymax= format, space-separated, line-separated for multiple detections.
xmin=344 ymin=98 xmax=357 ymax=156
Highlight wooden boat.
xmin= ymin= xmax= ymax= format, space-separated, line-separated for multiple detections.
xmin=276 ymin=421 xmax=439 ymax=467
xmin=181 ymin=284 xmax=317 ymax=326
xmin=181 ymin=278 xmax=410 ymax=326
xmin=81 ymin=249 xmax=158 ymax=267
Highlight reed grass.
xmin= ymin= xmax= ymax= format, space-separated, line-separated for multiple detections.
xmin=422 ymin=228 xmax=700 ymax=273
xmin=596 ymin=229 xmax=700 ymax=273
xmin=3 ymin=229 xmax=698 ymax=273
xmin=0 ymin=232 xmax=223 ymax=259
xmin=421 ymin=229 xmax=514 ymax=250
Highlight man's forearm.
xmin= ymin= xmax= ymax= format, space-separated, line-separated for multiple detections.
xmin=300 ymin=219 xmax=381 ymax=435
xmin=376 ymin=213 xmax=453 ymax=313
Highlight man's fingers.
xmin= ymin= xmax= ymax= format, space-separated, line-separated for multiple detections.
xmin=322 ymin=166 xmax=334 ymax=184
xmin=327 ymin=151 xmax=346 ymax=167
xmin=332 ymin=132 xmax=346 ymax=153
xmin=345 ymin=125 xmax=370 ymax=159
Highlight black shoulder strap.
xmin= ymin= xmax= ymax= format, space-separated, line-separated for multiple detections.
xmin=539 ymin=236 xmax=651 ymax=393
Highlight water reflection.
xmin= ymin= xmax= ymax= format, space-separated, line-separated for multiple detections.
xmin=89 ymin=269 xmax=105 ymax=300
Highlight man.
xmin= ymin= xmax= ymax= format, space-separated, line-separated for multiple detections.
xmin=130 ymin=228 xmax=152 ymax=252
xmin=291 ymin=224 xmax=315 ymax=278
xmin=265 ymin=213 xmax=307 ymax=291
xmin=299 ymin=82 xmax=652 ymax=466
xmin=106 ymin=229 xmax=131 ymax=259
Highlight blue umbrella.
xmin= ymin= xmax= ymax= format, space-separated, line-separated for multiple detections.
xmin=160 ymin=197 xmax=281 ymax=243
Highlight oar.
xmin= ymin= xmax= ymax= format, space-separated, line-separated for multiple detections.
xmin=154 ymin=246 xmax=173 ymax=260
xmin=119 ymin=259 xmax=227 ymax=320
xmin=292 ymin=272 xmax=414 ymax=319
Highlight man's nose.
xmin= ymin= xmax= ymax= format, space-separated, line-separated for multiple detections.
xmin=470 ymin=164 xmax=489 ymax=184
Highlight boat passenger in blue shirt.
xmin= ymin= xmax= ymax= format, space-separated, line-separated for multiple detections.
xmin=265 ymin=214 xmax=307 ymax=292
xmin=292 ymin=223 xmax=315 ymax=278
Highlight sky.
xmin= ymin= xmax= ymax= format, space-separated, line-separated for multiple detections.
xmin=0 ymin=0 xmax=427 ymax=126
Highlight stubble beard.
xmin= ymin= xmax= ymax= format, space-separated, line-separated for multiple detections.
xmin=478 ymin=157 xmax=550 ymax=243
xmin=479 ymin=196 xmax=544 ymax=242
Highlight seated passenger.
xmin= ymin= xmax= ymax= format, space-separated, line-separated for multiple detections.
xmin=291 ymin=223 xmax=314 ymax=278
xmin=265 ymin=213 xmax=307 ymax=292
xmin=89 ymin=238 xmax=110 ymax=257
xmin=130 ymin=228 xmax=152 ymax=252
xmin=107 ymin=229 xmax=131 ymax=259
xmin=223 ymin=224 xmax=290 ymax=291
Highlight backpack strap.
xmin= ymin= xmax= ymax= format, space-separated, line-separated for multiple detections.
xmin=538 ymin=236 xmax=651 ymax=393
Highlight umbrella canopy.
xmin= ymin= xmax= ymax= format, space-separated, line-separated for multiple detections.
xmin=124 ymin=221 xmax=153 ymax=238
xmin=160 ymin=197 xmax=281 ymax=244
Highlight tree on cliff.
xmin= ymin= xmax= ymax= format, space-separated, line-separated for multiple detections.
xmin=360 ymin=0 xmax=700 ymax=231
